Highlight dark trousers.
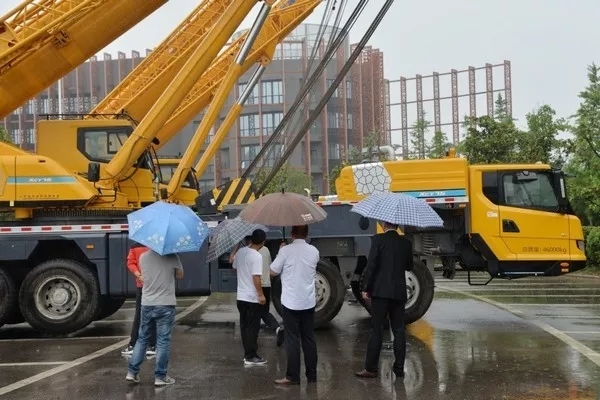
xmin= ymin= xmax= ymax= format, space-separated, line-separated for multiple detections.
xmin=282 ymin=306 xmax=317 ymax=382
xmin=261 ymin=287 xmax=280 ymax=330
xmin=237 ymin=300 xmax=262 ymax=359
xmin=129 ymin=287 xmax=156 ymax=348
xmin=365 ymin=297 xmax=406 ymax=375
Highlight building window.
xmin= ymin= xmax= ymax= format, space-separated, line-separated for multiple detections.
xmin=241 ymin=144 xmax=261 ymax=169
xmin=347 ymin=112 xmax=353 ymax=130
xmin=280 ymin=42 xmax=303 ymax=60
xmin=327 ymin=112 xmax=342 ymax=129
xmin=11 ymin=129 xmax=21 ymax=144
xmin=238 ymin=82 xmax=259 ymax=105
xmin=264 ymin=143 xmax=283 ymax=167
xmin=220 ymin=149 xmax=230 ymax=170
xmin=326 ymin=79 xmax=340 ymax=98
xmin=239 ymin=113 xmax=259 ymax=137
xmin=346 ymin=82 xmax=352 ymax=98
xmin=27 ymin=128 xmax=35 ymax=144
xmin=261 ymin=80 xmax=283 ymax=104
xmin=199 ymin=179 xmax=214 ymax=193
xmin=328 ymin=143 xmax=341 ymax=160
xmin=262 ymin=112 xmax=283 ymax=136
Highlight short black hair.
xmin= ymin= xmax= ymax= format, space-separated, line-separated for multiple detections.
xmin=250 ymin=229 xmax=266 ymax=245
xmin=291 ymin=225 xmax=309 ymax=239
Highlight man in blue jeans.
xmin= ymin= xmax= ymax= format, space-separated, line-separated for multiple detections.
xmin=126 ymin=250 xmax=184 ymax=386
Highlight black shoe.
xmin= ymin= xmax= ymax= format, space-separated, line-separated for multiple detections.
xmin=276 ymin=327 xmax=284 ymax=347
xmin=244 ymin=356 xmax=267 ymax=366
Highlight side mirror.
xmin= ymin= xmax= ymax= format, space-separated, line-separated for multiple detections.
xmin=87 ymin=162 xmax=100 ymax=183
xmin=552 ymin=171 xmax=569 ymax=207
xmin=358 ymin=217 xmax=370 ymax=230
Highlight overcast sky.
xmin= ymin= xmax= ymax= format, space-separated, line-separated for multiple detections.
xmin=3 ymin=0 xmax=599 ymax=142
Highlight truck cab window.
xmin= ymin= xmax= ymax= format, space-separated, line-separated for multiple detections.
xmin=482 ymin=171 xmax=499 ymax=204
xmin=159 ymin=164 xmax=194 ymax=189
xmin=502 ymin=172 xmax=559 ymax=210
xmin=79 ymin=127 xmax=132 ymax=163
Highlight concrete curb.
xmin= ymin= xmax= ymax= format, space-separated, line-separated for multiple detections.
xmin=571 ymin=273 xmax=600 ymax=279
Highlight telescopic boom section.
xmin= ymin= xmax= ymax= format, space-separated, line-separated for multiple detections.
xmin=153 ymin=0 xmax=325 ymax=150
xmin=100 ymin=0 xmax=259 ymax=188
xmin=166 ymin=3 xmax=273 ymax=198
xmin=0 ymin=0 xmax=168 ymax=118
xmin=88 ymin=0 xmax=235 ymax=123
xmin=193 ymin=65 xmax=266 ymax=178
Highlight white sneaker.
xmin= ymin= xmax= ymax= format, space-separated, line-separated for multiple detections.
xmin=125 ymin=372 xmax=139 ymax=383
xmin=155 ymin=376 xmax=176 ymax=386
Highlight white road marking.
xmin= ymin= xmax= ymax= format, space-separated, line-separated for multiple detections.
xmin=441 ymin=288 xmax=600 ymax=291
xmin=0 ymin=336 xmax=129 ymax=342
xmin=561 ymin=331 xmax=600 ymax=335
xmin=437 ymin=285 xmax=600 ymax=367
xmin=0 ymin=297 xmax=208 ymax=396
xmin=476 ymin=294 xmax=600 ymax=298
xmin=0 ymin=362 xmax=67 ymax=367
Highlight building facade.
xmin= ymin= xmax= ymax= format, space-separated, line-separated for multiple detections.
xmin=1 ymin=24 xmax=387 ymax=194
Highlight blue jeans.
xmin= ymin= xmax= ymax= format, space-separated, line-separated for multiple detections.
xmin=127 ymin=305 xmax=176 ymax=379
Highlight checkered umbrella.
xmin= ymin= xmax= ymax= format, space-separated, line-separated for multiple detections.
xmin=350 ymin=192 xmax=444 ymax=228
xmin=207 ymin=217 xmax=268 ymax=262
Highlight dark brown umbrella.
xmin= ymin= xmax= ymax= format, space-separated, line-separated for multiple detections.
xmin=238 ymin=192 xmax=327 ymax=226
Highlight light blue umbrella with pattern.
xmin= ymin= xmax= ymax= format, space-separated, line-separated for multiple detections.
xmin=350 ymin=192 xmax=444 ymax=228
xmin=127 ymin=201 xmax=210 ymax=255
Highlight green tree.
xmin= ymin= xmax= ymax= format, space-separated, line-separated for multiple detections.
xmin=565 ymin=64 xmax=600 ymax=224
xmin=409 ymin=114 xmax=430 ymax=159
xmin=428 ymin=130 xmax=450 ymax=159
xmin=517 ymin=104 xmax=571 ymax=166
xmin=460 ymin=115 xmax=522 ymax=164
xmin=494 ymin=93 xmax=510 ymax=122
xmin=253 ymin=166 xmax=313 ymax=195
xmin=0 ymin=125 xmax=11 ymax=143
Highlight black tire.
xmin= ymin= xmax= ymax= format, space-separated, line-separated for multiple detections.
xmin=94 ymin=296 xmax=126 ymax=321
xmin=19 ymin=259 xmax=100 ymax=335
xmin=354 ymin=256 xmax=435 ymax=324
xmin=0 ymin=268 xmax=19 ymax=328
xmin=271 ymin=259 xmax=346 ymax=328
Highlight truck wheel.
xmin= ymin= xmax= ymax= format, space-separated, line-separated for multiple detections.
xmin=0 ymin=268 xmax=19 ymax=328
xmin=94 ymin=296 xmax=126 ymax=321
xmin=271 ymin=259 xmax=346 ymax=328
xmin=19 ymin=259 xmax=100 ymax=335
xmin=355 ymin=257 xmax=435 ymax=324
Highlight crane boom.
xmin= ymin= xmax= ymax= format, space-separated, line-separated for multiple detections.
xmin=0 ymin=0 xmax=168 ymax=118
xmin=153 ymin=0 xmax=325 ymax=150
xmin=100 ymin=0 xmax=261 ymax=188
xmin=88 ymin=0 xmax=234 ymax=122
xmin=166 ymin=2 xmax=273 ymax=198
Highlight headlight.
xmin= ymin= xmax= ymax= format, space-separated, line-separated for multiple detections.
xmin=576 ymin=240 xmax=585 ymax=252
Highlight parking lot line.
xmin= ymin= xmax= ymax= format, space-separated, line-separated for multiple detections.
xmin=0 ymin=362 xmax=67 ymax=367
xmin=0 ymin=336 xmax=129 ymax=342
xmin=437 ymin=285 xmax=600 ymax=368
xmin=0 ymin=296 xmax=207 ymax=397
xmin=561 ymin=331 xmax=600 ymax=335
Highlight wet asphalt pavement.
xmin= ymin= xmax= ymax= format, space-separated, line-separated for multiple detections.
xmin=0 ymin=271 xmax=599 ymax=399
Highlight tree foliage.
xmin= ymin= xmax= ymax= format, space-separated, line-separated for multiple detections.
xmin=0 ymin=125 xmax=10 ymax=143
xmin=409 ymin=114 xmax=430 ymax=159
xmin=253 ymin=166 xmax=313 ymax=195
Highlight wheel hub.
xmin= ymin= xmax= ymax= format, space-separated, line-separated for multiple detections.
xmin=315 ymin=272 xmax=331 ymax=313
xmin=34 ymin=277 xmax=81 ymax=320
xmin=405 ymin=271 xmax=420 ymax=309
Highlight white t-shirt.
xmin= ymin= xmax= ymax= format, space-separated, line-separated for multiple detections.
xmin=270 ymin=239 xmax=320 ymax=310
xmin=258 ymin=246 xmax=272 ymax=287
xmin=233 ymin=246 xmax=263 ymax=303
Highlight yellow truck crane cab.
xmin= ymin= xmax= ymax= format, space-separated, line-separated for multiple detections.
xmin=335 ymin=156 xmax=585 ymax=282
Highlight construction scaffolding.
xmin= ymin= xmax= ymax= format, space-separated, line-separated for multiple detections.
xmin=387 ymin=60 xmax=512 ymax=158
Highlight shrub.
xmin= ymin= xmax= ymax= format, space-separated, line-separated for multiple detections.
xmin=582 ymin=226 xmax=600 ymax=270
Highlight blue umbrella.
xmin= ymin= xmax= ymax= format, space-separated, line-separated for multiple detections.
xmin=350 ymin=192 xmax=444 ymax=228
xmin=127 ymin=201 xmax=210 ymax=255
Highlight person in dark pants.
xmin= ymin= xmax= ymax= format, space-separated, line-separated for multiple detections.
xmin=270 ymin=225 xmax=320 ymax=385
xmin=121 ymin=242 xmax=156 ymax=357
xmin=233 ymin=229 xmax=267 ymax=366
xmin=355 ymin=221 xmax=413 ymax=379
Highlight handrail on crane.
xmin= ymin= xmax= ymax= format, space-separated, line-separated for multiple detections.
xmin=97 ymin=0 xmax=262 ymax=190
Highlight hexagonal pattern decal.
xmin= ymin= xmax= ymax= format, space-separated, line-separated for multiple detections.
xmin=351 ymin=162 xmax=391 ymax=195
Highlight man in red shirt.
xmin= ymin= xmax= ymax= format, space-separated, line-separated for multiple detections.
xmin=121 ymin=242 xmax=157 ymax=357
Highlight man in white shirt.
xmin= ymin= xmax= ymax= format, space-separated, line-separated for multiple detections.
xmin=258 ymin=244 xmax=285 ymax=347
xmin=270 ymin=225 xmax=320 ymax=385
xmin=233 ymin=229 xmax=267 ymax=366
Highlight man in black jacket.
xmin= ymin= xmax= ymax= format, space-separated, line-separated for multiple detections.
xmin=355 ymin=221 xmax=413 ymax=379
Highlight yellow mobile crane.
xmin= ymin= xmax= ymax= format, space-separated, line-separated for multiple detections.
xmin=0 ymin=0 xmax=269 ymax=334
xmin=0 ymin=0 xmax=169 ymax=118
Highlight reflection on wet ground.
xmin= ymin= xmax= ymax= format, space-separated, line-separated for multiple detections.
xmin=0 ymin=272 xmax=598 ymax=399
